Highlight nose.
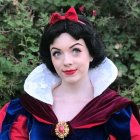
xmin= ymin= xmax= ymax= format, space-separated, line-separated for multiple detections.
xmin=63 ymin=54 xmax=73 ymax=66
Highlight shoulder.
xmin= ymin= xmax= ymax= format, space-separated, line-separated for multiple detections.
xmin=103 ymin=89 xmax=140 ymax=122
xmin=0 ymin=98 xmax=31 ymax=131
xmin=105 ymin=105 xmax=140 ymax=139
xmin=0 ymin=98 xmax=32 ymax=139
xmin=93 ymin=88 xmax=140 ymax=122
xmin=1 ymin=98 xmax=28 ymax=116
xmin=97 ymin=88 xmax=131 ymax=108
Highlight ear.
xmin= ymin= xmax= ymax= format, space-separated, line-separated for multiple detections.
xmin=90 ymin=57 xmax=93 ymax=62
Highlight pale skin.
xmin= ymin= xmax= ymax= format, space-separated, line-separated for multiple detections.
xmin=50 ymin=33 xmax=94 ymax=122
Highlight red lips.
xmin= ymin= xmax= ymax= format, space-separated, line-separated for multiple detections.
xmin=63 ymin=69 xmax=77 ymax=75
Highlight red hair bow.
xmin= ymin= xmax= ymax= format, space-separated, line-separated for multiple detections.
xmin=49 ymin=7 xmax=79 ymax=25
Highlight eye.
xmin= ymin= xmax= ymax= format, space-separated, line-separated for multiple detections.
xmin=52 ymin=51 xmax=62 ymax=57
xmin=72 ymin=48 xmax=81 ymax=54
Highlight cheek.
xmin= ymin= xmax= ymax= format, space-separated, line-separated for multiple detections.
xmin=78 ymin=61 xmax=90 ymax=71
xmin=51 ymin=57 xmax=58 ymax=66
xmin=51 ymin=58 xmax=55 ymax=66
xmin=80 ymin=57 xmax=91 ymax=69
xmin=51 ymin=59 xmax=61 ymax=72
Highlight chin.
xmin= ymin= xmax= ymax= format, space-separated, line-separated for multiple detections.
xmin=63 ymin=77 xmax=81 ymax=84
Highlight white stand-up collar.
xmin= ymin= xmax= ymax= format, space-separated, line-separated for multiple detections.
xmin=24 ymin=57 xmax=118 ymax=105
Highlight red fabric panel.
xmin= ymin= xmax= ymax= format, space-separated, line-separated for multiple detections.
xmin=109 ymin=135 xmax=117 ymax=140
xmin=130 ymin=114 xmax=140 ymax=140
xmin=33 ymin=114 xmax=53 ymax=124
xmin=0 ymin=103 xmax=10 ymax=132
xmin=74 ymin=121 xmax=105 ymax=129
xmin=10 ymin=115 xmax=29 ymax=140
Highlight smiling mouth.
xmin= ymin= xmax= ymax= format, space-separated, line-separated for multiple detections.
xmin=63 ymin=69 xmax=77 ymax=75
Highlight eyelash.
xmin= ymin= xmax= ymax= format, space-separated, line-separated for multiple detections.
xmin=52 ymin=48 xmax=81 ymax=57
xmin=72 ymin=48 xmax=81 ymax=53
xmin=52 ymin=51 xmax=61 ymax=57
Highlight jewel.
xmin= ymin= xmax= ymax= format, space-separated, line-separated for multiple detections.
xmin=58 ymin=125 xmax=65 ymax=133
xmin=55 ymin=122 xmax=70 ymax=139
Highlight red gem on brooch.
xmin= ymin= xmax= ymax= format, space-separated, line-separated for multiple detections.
xmin=55 ymin=122 xmax=70 ymax=139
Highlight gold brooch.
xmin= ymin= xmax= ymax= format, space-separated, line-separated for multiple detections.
xmin=55 ymin=122 xmax=70 ymax=139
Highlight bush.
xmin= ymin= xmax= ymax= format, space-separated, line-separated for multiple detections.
xmin=0 ymin=0 xmax=140 ymax=107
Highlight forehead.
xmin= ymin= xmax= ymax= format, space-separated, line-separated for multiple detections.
xmin=50 ymin=33 xmax=86 ymax=49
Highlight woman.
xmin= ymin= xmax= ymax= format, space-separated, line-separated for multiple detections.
xmin=0 ymin=7 xmax=140 ymax=140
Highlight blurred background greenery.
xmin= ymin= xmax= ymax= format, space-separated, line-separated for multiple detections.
xmin=0 ymin=0 xmax=140 ymax=107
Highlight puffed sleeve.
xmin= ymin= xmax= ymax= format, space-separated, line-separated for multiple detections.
xmin=104 ymin=105 xmax=140 ymax=140
xmin=0 ymin=99 xmax=30 ymax=140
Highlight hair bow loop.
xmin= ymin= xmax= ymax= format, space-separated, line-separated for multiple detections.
xmin=49 ymin=7 xmax=78 ymax=25
xmin=65 ymin=7 xmax=78 ymax=21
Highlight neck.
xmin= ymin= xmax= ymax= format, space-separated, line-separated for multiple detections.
xmin=53 ymin=76 xmax=94 ymax=100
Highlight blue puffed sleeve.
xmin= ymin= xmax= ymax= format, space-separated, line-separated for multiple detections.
xmin=0 ymin=98 xmax=31 ymax=140
xmin=104 ymin=105 xmax=140 ymax=140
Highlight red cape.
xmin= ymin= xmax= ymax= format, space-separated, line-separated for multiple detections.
xmin=20 ymin=89 xmax=140 ymax=129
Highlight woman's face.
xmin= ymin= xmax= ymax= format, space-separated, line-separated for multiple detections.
xmin=50 ymin=33 xmax=93 ymax=84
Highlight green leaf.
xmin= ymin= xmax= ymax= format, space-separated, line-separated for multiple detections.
xmin=0 ymin=35 xmax=6 ymax=41
xmin=19 ymin=51 xmax=26 ymax=56
xmin=133 ymin=52 xmax=140 ymax=62
xmin=16 ymin=20 xmax=23 ymax=26
xmin=136 ymin=78 xmax=140 ymax=85
xmin=29 ymin=47 xmax=39 ymax=52
xmin=28 ymin=53 xmax=34 ymax=59
xmin=116 ymin=62 xmax=128 ymax=76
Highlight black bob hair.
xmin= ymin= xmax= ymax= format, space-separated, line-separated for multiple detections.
xmin=39 ymin=15 xmax=106 ymax=74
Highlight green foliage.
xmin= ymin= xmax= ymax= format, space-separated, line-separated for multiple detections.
xmin=0 ymin=0 xmax=140 ymax=107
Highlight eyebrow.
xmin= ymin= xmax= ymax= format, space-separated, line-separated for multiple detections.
xmin=50 ymin=43 xmax=84 ymax=51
